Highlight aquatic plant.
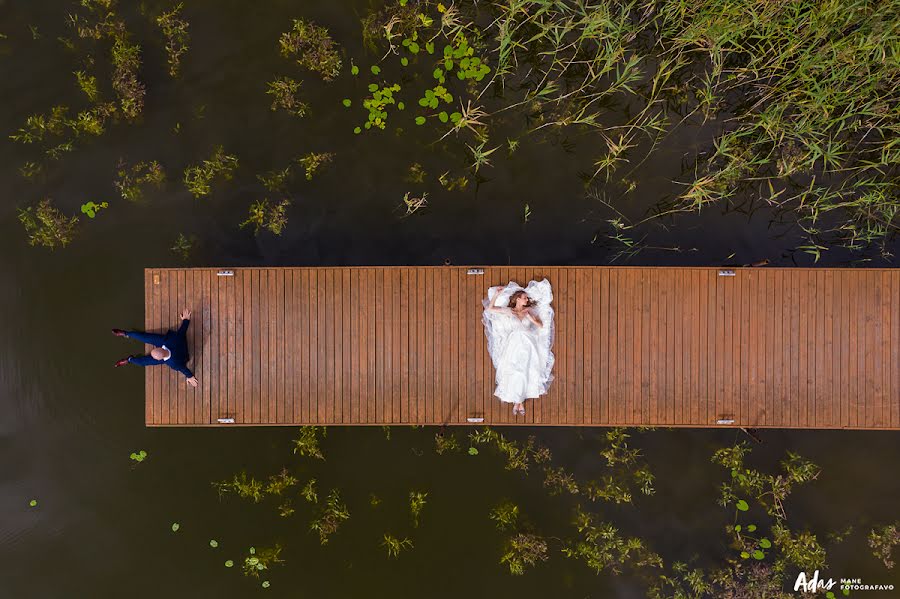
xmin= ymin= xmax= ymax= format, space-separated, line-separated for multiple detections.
xmin=171 ymin=522 xmax=180 ymax=532
xmin=257 ymin=166 xmax=292 ymax=193
xmin=279 ymin=19 xmax=342 ymax=81
xmin=74 ymin=70 xmax=100 ymax=102
xmin=266 ymin=77 xmax=308 ymax=117
xmin=109 ymin=34 xmax=144 ymax=119
xmin=213 ymin=471 xmax=265 ymax=503
xmin=18 ymin=199 xmax=79 ymax=249
xmin=114 ymin=160 xmax=165 ymax=202
xmin=170 ymin=233 xmax=196 ymax=261
xmin=183 ymin=146 xmax=238 ymax=198
xmin=433 ymin=430 xmax=460 ymax=455
xmin=409 ymin=491 xmax=427 ymax=528
xmin=296 ymin=152 xmax=333 ymax=180
xmin=382 ymin=534 xmax=413 ymax=558
xmin=292 ymin=426 xmax=326 ymax=460
xmin=29 ymin=499 xmax=38 ymax=508
xmin=543 ymin=466 xmax=580 ymax=496
xmin=129 ymin=449 xmax=147 ymax=463
xmin=240 ymin=198 xmax=290 ymax=236
xmin=868 ymin=522 xmax=900 ymax=570
xmin=156 ymin=3 xmax=189 ymax=77
xmin=80 ymin=201 xmax=108 ymax=219
xmin=501 ymin=533 xmax=549 ymax=576
xmin=359 ymin=82 xmax=402 ymax=132
xmin=712 ymin=442 xmax=820 ymax=520
xmin=242 ymin=545 xmax=283 ymax=578
xmin=264 ymin=468 xmax=298 ymax=496
xmin=562 ymin=507 xmax=663 ymax=575
xmin=405 ymin=163 xmax=426 ymax=184
xmin=489 ymin=501 xmax=519 ymax=532
xmin=300 ymin=479 xmax=318 ymax=504
xmin=468 ymin=428 xmax=545 ymax=472
xmin=310 ymin=489 xmax=350 ymax=545
xmin=401 ymin=191 xmax=428 ymax=216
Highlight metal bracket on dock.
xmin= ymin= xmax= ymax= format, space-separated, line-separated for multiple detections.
xmin=466 ymin=417 xmax=485 ymax=423
xmin=217 ymin=417 xmax=235 ymax=424
xmin=217 ymin=270 xmax=234 ymax=277
xmin=716 ymin=418 xmax=735 ymax=425
xmin=718 ymin=270 xmax=736 ymax=277
xmin=467 ymin=269 xmax=484 ymax=275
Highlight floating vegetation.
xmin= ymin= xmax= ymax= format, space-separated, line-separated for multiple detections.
xmin=155 ymin=3 xmax=189 ymax=77
xmin=170 ymin=233 xmax=196 ymax=261
xmin=19 ymin=162 xmax=43 ymax=180
xmin=310 ymin=489 xmax=350 ymax=545
xmin=405 ymin=163 xmax=426 ymax=184
xmin=171 ymin=522 xmax=180 ymax=532
xmin=80 ymin=201 xmax=108 ymax=219
xmin=242 ymin=545 xmax=283 ymax=578
xmin=382 ymin=534 xmax=413 ymax=559
xmin=489 ymin=501 xmax=519 ymax=532
xmin=109 ymin=34 xmax=143 ymax=120
xmin=18 ymin=199 xmax=79 ymax=249
xmin=129 ymin=449 xmax=148 ymax=463
xmin=868 ymin=522 xmax=900 ymax=570
xmin=183 ymin=146 xmax=238 ymax=198
xmin=258 ymin=166 xmax=292 ymax=193
xmin=501 ymin=533 xmax=549 ymax=576
xmin=409 ymin=491 xmax=427 ymax=528
xmin=360 ymin=82 xmax=402 ymax=131
xmin=291 ymin=426 xmax=326 ymax=460
xmin=296 ymin=152 xmax=333 ymax=180
xmin=29 ymin=499 xmax=38 ymax=508
xmin=279 ymin=19 xmax=341 ymax=81
xmin=209 ymin=539 xmax=218 ymax=548
xmin=543 ymin=466 xmax=579 ymax=496
xmin=267 ymin=76 xmax=308 ymax=117
xmin=240 ymin=198 xmax=290 ymax=236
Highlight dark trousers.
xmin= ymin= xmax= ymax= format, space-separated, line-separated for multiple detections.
xmin=126 ymin=330 xmax=167 ymax=366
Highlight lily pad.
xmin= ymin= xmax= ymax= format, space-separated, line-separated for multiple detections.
xmin=209 ymin=539 xmax=218 ymax=548
xmin=262 ymin=581 xmax=270 ymax=589
xmin=342 ymin=99 xmax=351 ymax=108
xmin=468 ymin=447 xmax=478 ymax=455
xmin=736 ymin=500 xmax=749 ymax=511
xmin=225 ymin=559 xmax=234 ymax=568
xmin=171 ymin=522 xmax=180 ymax=532
xmin=29 ymin=499 xmax=37 ymax=507
xmin=414 ymin=116 xmax=426 ymax=125
xmin=759 ymin=538 xmax=771 ymax=548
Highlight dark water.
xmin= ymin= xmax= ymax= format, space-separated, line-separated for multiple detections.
xmin=1 ymin=1 xmax=898 ymax=597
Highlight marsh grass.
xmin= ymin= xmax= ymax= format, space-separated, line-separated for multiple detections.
xmin=183 ymin=146 xmax=238 ymax=198
xmin=155 ymin=3 xmax=189 ymax=77
xmin=115 ymin=159 xmax=165 ymax=202
xmin=267 ymin=76 xmax=308 ymax=117
xmin=310 ymin=489 xmax=350 ymax=545
xmin=382 ymin=534 xmax=413 ymax=558
xmin=279 ymin=19 xmax=342 ymax=81
xmin=240 ymin=198 xmax=290 ymax=235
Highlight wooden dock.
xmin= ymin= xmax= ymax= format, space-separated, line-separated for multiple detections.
xmin=143 ymin=267 xmax=899 ymax=429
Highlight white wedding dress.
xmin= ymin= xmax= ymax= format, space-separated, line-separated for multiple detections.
xmin=481 ymin=279 xmax=555 ymax=404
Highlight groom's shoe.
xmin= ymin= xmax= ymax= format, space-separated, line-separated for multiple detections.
xmin=111 ymin=328 xmax=127 ymax=337
xmin=114 ymin=356 xmax=132 ymax=367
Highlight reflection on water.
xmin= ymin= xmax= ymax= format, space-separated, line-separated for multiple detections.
xmin=0 ymin=0 xmax=897 ymax=597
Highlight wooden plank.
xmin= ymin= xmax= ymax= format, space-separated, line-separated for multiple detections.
xmin=144 ymin=266 xmax=900 ymax=429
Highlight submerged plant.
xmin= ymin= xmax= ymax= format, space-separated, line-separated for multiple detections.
xmin=18 ymin=199 xmax=79 ymax=249
xmin=170 ymin=233 xmax=196 ymax=261
xmin=434 ymin=430 xmax=460 ymax=455
xmin=242 ymin=545 xmax=283 ymax=578
xmin=240 ymin=199 xmax=290 ymax=236
xmin=501 ymin=533 xmax=549 ymax=576
xmin=300 ymin=479 xmax=318 ymax=503
xmin=409 ymin=491 xmax=427 ymax=528
xmin=402 ymin=191 xmax=428 ymax=215
xmin=264 ymin=468 xmax=298 ymax=496
xmin=310 ymin=489 xmax=350 ymax=545
xmin=562 ymin=507 xmax=663 ymax=575
xmin=213 ymin=471 xmax=265 ymax=503
xmin=868 ymin=522 xmax=900 ymax=570
xmin=296 ymin=152 xmax=333 ymax=180
xmin=292 ymin=426 xmax=326 ymax=460
xmin=489 ymin=501 xmax=519 ymax=531
xmin=266 ymin=76 xmax=308 ymax=117
xmin=156 ymin=3 xmax=189 ymax=77
xmin=279 ymin=19 xmax=341 ymax=81
xmin=183 ymin=146 xmax=238 ymax=198
xmin=382 ymin=534 xmax=413 ymax=558
xmin=115 ymin=160 xmax=165 ymax=202
xmin=129 ymin=449 xmax=148 ymax=463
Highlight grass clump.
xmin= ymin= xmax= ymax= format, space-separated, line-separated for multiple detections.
xmin=296 ymin=152 xmax=333 ymax=180
xmin=382 ymin=534 xmax=413 ymax=559
xmin=18 ymin=199 xmax=79 ymax=249
xmin=292 ymin=426 xmax=326 ymax=459
xmin=501 ymin=533 xmax=549 ymax=576
xmin=279 ymin=19 xmax=342 ymax=81
xmin=183 ymin=146 xmax=238 ymax=198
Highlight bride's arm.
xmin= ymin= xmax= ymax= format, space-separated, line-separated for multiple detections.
xmin=526 ymin=309 xmax=543 ymax=328
xmin=487 ymin=286 xmax=508 ymax=313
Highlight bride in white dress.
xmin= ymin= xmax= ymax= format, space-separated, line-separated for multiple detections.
xmin=481 ymin=279 xmax=555 ymax=416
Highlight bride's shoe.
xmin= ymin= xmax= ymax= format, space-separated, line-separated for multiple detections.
xmin=513 ymin=403 xmax=525 ymax=416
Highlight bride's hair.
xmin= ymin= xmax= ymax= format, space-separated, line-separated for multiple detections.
xmin=507 ymin=290 xmax=536 ymax=308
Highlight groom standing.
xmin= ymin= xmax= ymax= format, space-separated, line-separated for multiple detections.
xmin=113 ymin=308 xmax=199 ymax=387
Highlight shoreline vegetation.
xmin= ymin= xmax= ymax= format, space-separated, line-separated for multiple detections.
xmin=6 ymin=0 xmax=897 ymax=258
